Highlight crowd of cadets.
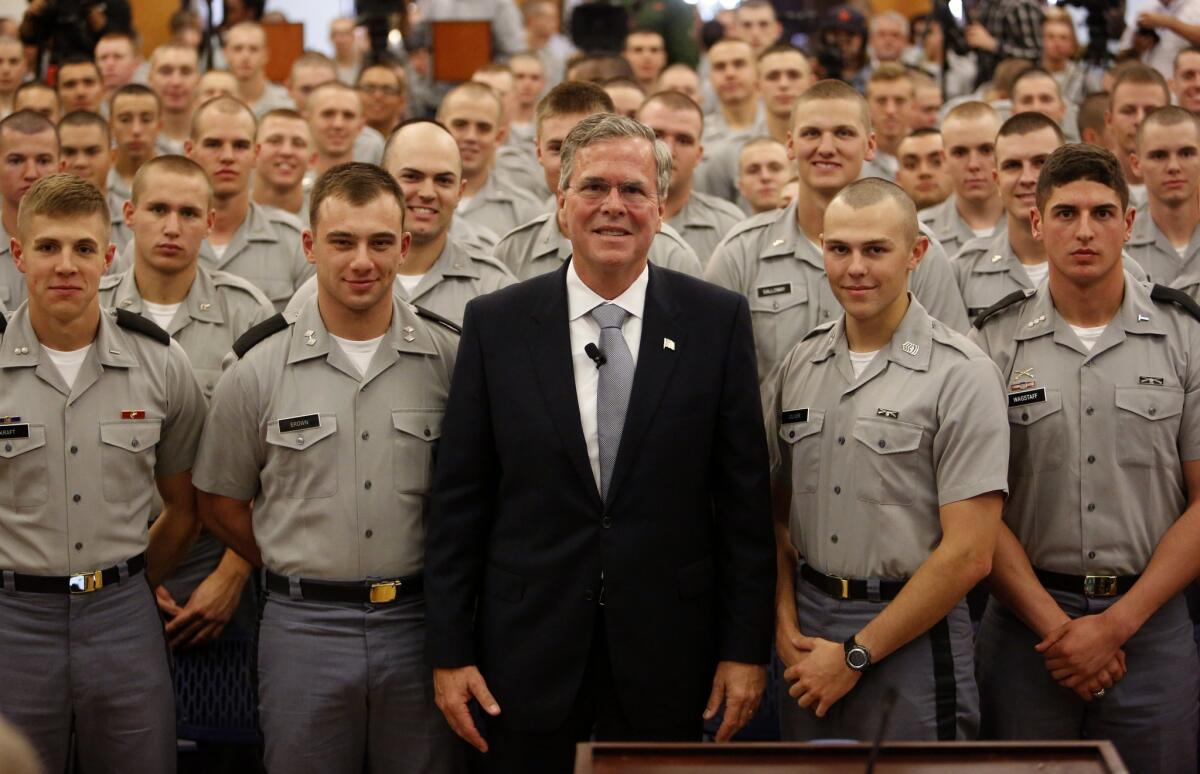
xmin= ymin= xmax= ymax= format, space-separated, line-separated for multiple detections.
xmin=1 ymin=1 xmax=1200 ymax=772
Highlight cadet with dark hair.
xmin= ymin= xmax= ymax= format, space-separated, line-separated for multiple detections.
xmin=971 ymin=142 xmax=1200 ymax=774
xmin=0 ymin=173 xmax=207 ymax=773
xmin=0 ymin=110 xmax=59 ymax=311
xmin=58 ymin=110 xmax=132 ymax=251
xmin=193 ymin=162 xmax=466 ymax=773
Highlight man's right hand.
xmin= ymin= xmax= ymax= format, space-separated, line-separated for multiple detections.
xmin=433 ymin=666 xmax=501 ymax=753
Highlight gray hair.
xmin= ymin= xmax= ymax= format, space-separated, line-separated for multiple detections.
xmin=870 ymin=10 xmax=909 ymax=37
xmin=558 ymin=113 xmax=673 ymax=199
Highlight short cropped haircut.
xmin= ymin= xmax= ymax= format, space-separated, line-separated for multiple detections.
xmin=1174 ymin=45 xmax=1200 ymax=73
xmin=902 ymin=127 xmax=942 ymax=141
xmin=866 ymin=62 xmax=914 ymax=93
xmin=1137 ymin=104 xmax=1200 ymax=147
xmin=55 ymin=55 xmax=100 ymax=85
xmin=256 ymin=107 xmax=309 ymax=139
xmin=991 ymin=58 xmax=1035 ymax=99
xmin=149 ymin=41 xmax=198 ymax=70
xmin=191 ymin=95 xmax=257 ymax=140
xmin=0 ymin=109 xmax=58 ymax=151
xmin=110 ymin=83 xmax=161 ymax=115
xmin=131 ymin=154 xmax=213 ymax=206
xmin=1077 ymin=92 xmax=1109 ymax=141
xmin=1035 ymin=142 xmax=1128 ymax=213
xmin=382 ymin=117 xmax=455 ymax=167
xmin=943 ymin=100 xmax=999 ymax=125
xmin=96 ymin=30 xmax=139 ymax=53
xmin=309 ymin=161 xmax=406 ymax=232
xmin=791 ymin=79 xmax=870 ymax=133
xmin=998 ymin=111 xmax=1065 ymax=144
xmin=1011 ymin=67 xmax=1062 ymax=100
xmin=637 ymin=89 xmax=704 ymax=131
xmin=18 ymin=172 xmax=107 ymax=239
xmin=566 ymin=53 xmax=635 ymax=83
xmin=1110 ymin=64 xmax=1170 ymax=109
xmin=829 ymin=177 xmax=919 ymax=246
xmin=439 ymin=81 xmax=504 ymax=123
xmin=58 ymin=110 xmax=110 ymax=144
xmin=291 ymin=50 xmax=336 ymax=77
xmin=757 ymin=42 xmax=807 ymax=65
xmin=534 ymin=81 xmax=615 ymax=136
xmin=559 ymin=113 xmax=672 ymax=198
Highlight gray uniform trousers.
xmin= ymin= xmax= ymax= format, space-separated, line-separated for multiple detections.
xmin=779 ymin=567 xmax=979 ymax=742
xmin=0 ymin=571 xmax=175 ymax=773
xmin=977 ymin=591 xmax=1199 ymax=774
xmin=257 ymin=590 xmax=466 ymax=774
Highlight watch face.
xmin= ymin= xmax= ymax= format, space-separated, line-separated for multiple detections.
xmin=847 ymin=647 xmax=869 ymax=670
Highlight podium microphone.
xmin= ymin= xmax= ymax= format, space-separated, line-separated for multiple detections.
xmin=865 ymin=687 xmax=897 ymax=774
xmin=585 ymin=343 xmax=606 ymax=368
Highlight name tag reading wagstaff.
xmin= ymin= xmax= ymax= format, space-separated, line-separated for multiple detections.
xmin=1008 ymin=388 xmax=1047 ymax=408
xmin=278 ymin=414 xmax=320 ymax=433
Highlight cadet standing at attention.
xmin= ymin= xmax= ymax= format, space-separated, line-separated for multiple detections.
xmin=971 ymin=144 xmax=1200 ymax=774
xmin=192 ymin=163 xmax=466 ymax=774
xmin=0 ymin=174 xmax=207 ymax=772
xmin=767 ymin=178 xmax=1008 ymax=742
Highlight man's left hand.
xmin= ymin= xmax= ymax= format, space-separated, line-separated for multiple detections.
xmin=783 ymin=636 xmax=861 ymax=718
xmin=162 ymin=564 xmax=249 ymax=649
xmin=1037 ymin=613 xmax=1128 ymax=688
xmin=703 ymin=661 xmax=766 ymax=742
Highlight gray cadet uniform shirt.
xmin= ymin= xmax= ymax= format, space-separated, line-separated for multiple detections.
xmin=113 ymin=202 xmax=314 ymax=311
xmin=286 ymin=238 xmax=515 ymax=326
xmin=955 ymin=230 xmax=1148 ymax=322
xmin=700 ymin=104 xmax=766 ymax=147
xmin=493 ymin=212 xmax=704 ymax=281
xmin=860 ymin=151 xmax=898 ymax=182
xmin=692 ymin=137 xmax=754 ymax=215
xmin=919 ymin=195 xmax=1003 ymax=261
xmin=0 ymin=305 xmax=207 ymax=575
xmin=766 ymin=297 xmax=1009 ymax=580
xmin=192 ymin=295 xmax=458 ymax=580
xmin=667 ymin=191 xmax=746 ymax=267
xmin=705 ymin=201 xmax=970 ymax=382
xmin=456 ymin=171 xmax=546 ymax=240
xmin=1124 ymin=201 xmax=1200 ymax=285
xmin=448 ymin=217 xmax=500 ymax=254
xmin=353 ymin=126 xmax=385 ymax=165
xmin=0 ymin=221 xmax=26 ymax=311
xmin=98 ymin=264 xmax=274 ymax=398
xmin=251 ymin=81 xmax=296 ymax=118
xmin=969 ymin=276 xmax=1200 ymax=576
xmin=493 ymin=145 xmax=551 ymax=204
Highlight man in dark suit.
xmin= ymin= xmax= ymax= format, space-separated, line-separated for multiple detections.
xmin=425 ymin=113 xmax=776 ymax=772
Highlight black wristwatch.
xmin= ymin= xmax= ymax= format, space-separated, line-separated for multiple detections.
xmin=844 ymin=636 xmax=872 ymax=672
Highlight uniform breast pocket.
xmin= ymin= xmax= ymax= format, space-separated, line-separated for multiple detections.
xmin=750 ymin=283 xmax=809 ymax=369
xmin=852 ymin=417 xmax=924 ymax=506
xmin=392 ymin=409 xmax=443 ymax=495
xmin=0 ymin=425 xmax=48 ymax=508
xmin=264 ymin=415 xmax=338 ymax=499
xmin=778 ymin=410 xmax=824 ymax=494
xmin=1008 ymin=389 xmax=1065 ymax=477
xmin=1115 ymin=386 xmax=1184 ymax=468
xmin=99 ymin=420 xmax=162 ymax=502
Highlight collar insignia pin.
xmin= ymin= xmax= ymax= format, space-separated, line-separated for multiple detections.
xmin=304 ymin=329 xmax=317 ymax=346
xmin=901 ymin=341 xmax=919 ymax=356
xmin=772 ymin=239 xmax=785 ymax=247
xmin=1138 ymin=314 xmax=1150 ymax=322
xmin=199 ymin=303 xmax=211 ymax=311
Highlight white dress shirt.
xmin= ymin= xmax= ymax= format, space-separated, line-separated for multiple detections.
xmin=566 ymin=259 xmax=647 ymax=490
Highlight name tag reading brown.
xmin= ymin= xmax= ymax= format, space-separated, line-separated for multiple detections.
xmin=1008 ymin=388 xmax=1046 ymax=408
xmin=278 ymin=414 xmax=320 ymax=433
xmin=0 ymin=423 xmax=29 ymax=439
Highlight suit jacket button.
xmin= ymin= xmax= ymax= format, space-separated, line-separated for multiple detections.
xmin=601 ymin=517 xmax=613 ymax=529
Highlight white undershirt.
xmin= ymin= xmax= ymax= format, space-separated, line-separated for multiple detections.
xmin=1023 ymin=261 xmax=1050 ymax=287
xmin=456 ymin=195 xmax=474 ymax=212
xmin=396 ymin=274 xmax=425 ymax=294
xmin=566 ymin=259 xmax=647 ymax=491
xmin=210 ymin=242 xmax=228 ymax=260
xmin=849 ymin=349 xmax=880 ymax=378
xmin=1175 ymin=244 xmax=1189 ymax=257
xmin=1069 ymin=324 xmax=1107 ymax=352
xmin=140 ymin=300 xmax=181 ymax=330
xmin=970 ymin=226 xmax=995 ymax=238
xmin=329 ymin=333 xmax=384 ymax=377
xmin=42 ymin=344 xmax=92 ymax=389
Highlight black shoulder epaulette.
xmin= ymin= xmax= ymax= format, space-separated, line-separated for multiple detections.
xmin=802 ymin=320 xmax=836 ymax=341
xmin=1151 ymin=284 xmax=1200 ymax=323
xmin=0 ymin=312 xmax=7 ymax=335
xmin=413 ymin=305 xmax=462 ymax=335
xmin=115 ymin=308 xmax=169 ymax=344
xmin=233 ymin=313 xmax=287 ymax=358
xmin=972 ymin=290 xmax=1029 ymax=329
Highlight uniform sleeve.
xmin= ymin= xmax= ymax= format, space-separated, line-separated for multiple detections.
xmin=762 ymin=354 xmax=790 ymax=486
xmin=155 ymin=340 xmax=208 ymax=478
xmin=192 ymin=356 xmax=266 ymax=501
xmin=1178 ymin=319 xmax=1200 ymax=462
xmin=932 ymin=354 xmax=1010 ymax=506
xmin=653 ymin=227 xmax=704 ymax=277
xmin=492 ymin=231 xmax=524 ymax=275
xmin=911 ymin=240 xmax=969 ymax=332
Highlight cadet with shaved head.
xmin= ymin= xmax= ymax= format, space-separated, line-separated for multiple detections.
xmin=737 ymin=137 xmax=791 ymax=214
xmin=147 ymin=43 xmax=201 ymax=156
xmin=252 ymin=108 xmax=317 ymax=222
xmin=224 ymin=22 xmax=295 ymax=117
xmin=895 ymin=129 xmax=951 ymax=211
xmin=0 ymin=110 xmax=59 ymax=310
xmin=58 ymin=110 xmax=131 ymax=250
xmin=766 ymin=178 xmax=1007 ymax=742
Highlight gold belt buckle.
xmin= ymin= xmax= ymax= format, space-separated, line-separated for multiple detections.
xmin=369 ymin=579 xmax=400 ymax=604
xmin=1083 ymin=575 xmax=1118 ymax=598
xmin=68 ymin=570 xmax=103 ymax=594
xmin=835 ymin=575 xmax=850 ymax=600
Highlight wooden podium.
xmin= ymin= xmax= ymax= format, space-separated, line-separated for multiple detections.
xmin=574 ymin=741 xmax=1128 ymax=773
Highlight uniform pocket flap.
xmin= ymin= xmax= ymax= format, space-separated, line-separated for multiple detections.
xmin=265 ymin=414 xmax=337 ymax=450
xmin=852 ymin=417 xmax=923 ymax=455
xmin=392 ymin=409 xmax=443 ymax=441
xmin=1008 ymin=388 xmax=1063 ymax=426
xmin=1115 ymin=385 xmax=1184 ymax=421
xmin=0 ymin=424 xmax=46 ymax=458
xmin=485 ymin=564 xmax=524 ymax=602
xmin=99 ymin=419 xmax=161 ymax=453
xmin=677 ymin=556 xmax=715 ymax=599
xmin=778 ymin=410 xmax=824 ymax=444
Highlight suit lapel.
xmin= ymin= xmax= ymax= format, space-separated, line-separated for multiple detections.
xmin=606 ymin=266 xmax=683 ymax=503
xmin=529 ymin=263 xmax=603 ymax=505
